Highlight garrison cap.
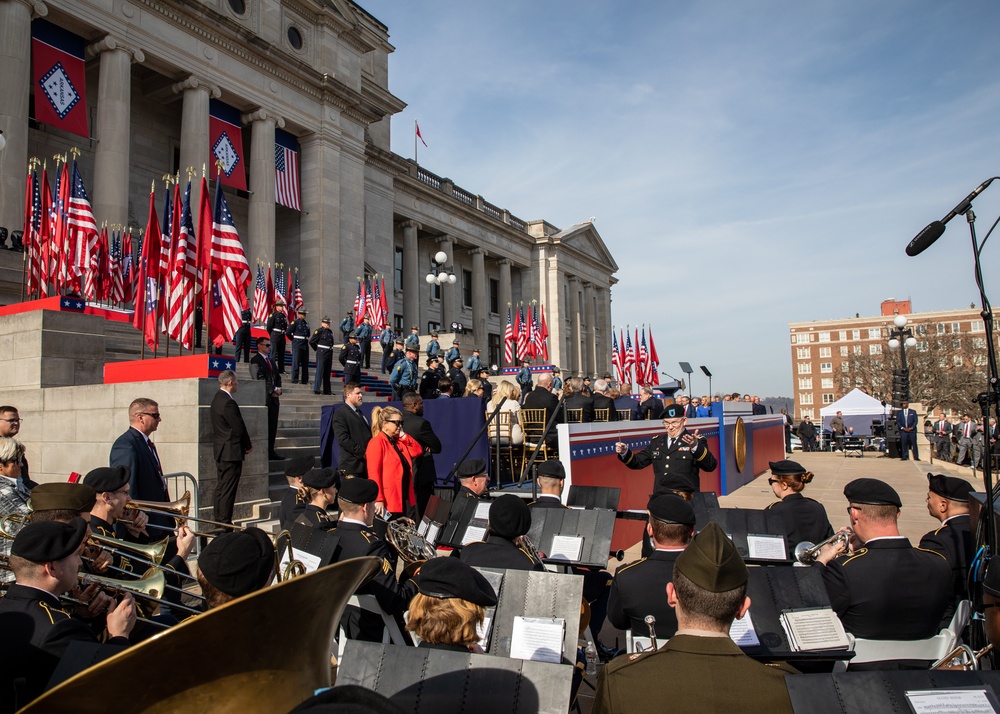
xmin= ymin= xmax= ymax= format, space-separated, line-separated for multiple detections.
xmin=927 ymin=473 xmax=975 ymax=502
xmin=537 ymin=461 xmax=566 ymax=480
xmin=455 ymin=459 xmax=487 ymax=480
xmin=843 ymin=478 xmax=902 ymax=508
xmin=489 ymin=494 xmax=532 ymax=539
xmin=12 ymin=517 xmax=89 ymax=562
xmin=984 ymin=556 xmax=1000 ymax=598
xmin=647 ymin=494 xmax=695 ymax=525
xmin=413 ymin=557 xmax=498 ymax=607
xmin=769 ymin=460 xmax=807 ymax=476
xmin=198 ymin=528 xmax=274 ymax=598
xmin=301 ymin=467 xmax=339 ymax=490
xmin=662 ymin=403 xmax=685 ymax=419
xmin=675 ymin=522 xmax=747 ymax=592
xmin=82 ymin=465 xmax=130 ymax=494
xmin=284 ymin=454 xmax=316 ymax=478
xmin=30 ymin=482 xmax=96 ymax=513
xmin=338 ymin=477 xmax=379 ymax=505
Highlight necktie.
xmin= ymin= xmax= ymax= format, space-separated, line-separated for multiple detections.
xmin=147 ymin=439 xmax=167 ymax=492
xmin=966 ymin=423 xmax=971 ymax=438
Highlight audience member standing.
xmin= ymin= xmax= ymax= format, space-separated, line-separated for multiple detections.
xmin=250 ymin=336 xmax=283 ymax=460
xmin=210 ymin=370 xmax=252 ymax=526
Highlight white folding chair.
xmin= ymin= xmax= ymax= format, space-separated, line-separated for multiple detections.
xmin=335 ymin=594 xmax=409 ymax=660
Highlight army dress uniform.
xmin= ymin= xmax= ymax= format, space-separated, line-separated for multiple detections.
xmin=618 ymin=429 xmax=718 ymax=497
xmin=607 ymin=549 xmax=684 ymax=636
xmin=339 ymin=337 xmax=363 ymax=385
xmin=458 ymin=534 xmax=544 ymax=572
xmin=296 ymin=504 xmax=337 ymax=531
xmin=265 ymin=308 xmax=289 ymax=373
xmin=288 ymin=312 xmax=311 ymax=384
xmin=309 ymin=321 xmax=336 ymax=395
xmin=920 ymin=514 xmax=973 ymax=601
xmin=279 ymin=485 xmax=306 ymax=532
xmin=766 ymin=492 xmax=834 ymax=547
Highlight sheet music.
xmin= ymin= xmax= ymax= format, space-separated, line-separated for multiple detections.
xmin=279 ymin=547 xmax=320 ymax=574
xmin=418 ymin=519 xmax=430 ymax=537
xmin=462 ymin=525 xmax=486 ymax=545
xmin=474 ymin=501 xmax=492 ymax=520
xmin=476 ymin=614 xmax=494 ymax=651
xmin=904 ymin=689 xmax=999 ymax=714
xmin=509 ymin=616 xmax=564 ymax=664
xmin=425 ymin=523 xmax=442 ymax=546
xmin=548 ymin=535 xmax=584 ymax=562
xmin=746 ymin=534 xmax=787 ymax=561
xmin=729 ymin=611 xmax=759 ymax=647
xmin=779 ymin=608 xmax=850 ymax=651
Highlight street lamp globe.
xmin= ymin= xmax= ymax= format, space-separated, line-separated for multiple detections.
xmin=905 ymin=336 xmax=917 ymax=348
xmin=425 ymin=273 xmax=436 ymax=284
xmin=434 ymin=251 xmax=448 ymax=264
xmin=447 ymin=274 xmax=457 ymax=284
xmin=888 ymin=338 xmax=900 ymax=349
xmin=0 ymin=130 xmax=6 ymax=152
xmin=893 ymin=315 xmax=908 ymax=329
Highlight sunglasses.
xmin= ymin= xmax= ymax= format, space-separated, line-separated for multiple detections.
xmin=140 ymin=412 xmax=161 ymax=420
xmin=386 ymin=420 xmax=403 ymax=426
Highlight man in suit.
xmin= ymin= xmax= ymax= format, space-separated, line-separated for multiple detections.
xmin=210 ymin=370 xmax=252 ymax=525
xmin=895 ymin=401 xmax=919 ymax=461
xmin=637 ymin=386 xmax=664 ymax=420
xmin=592 ymin=378 xmax=618 ymax=422
xmin=614 ymin=384 xmax=640 ymax=421
xmin=331 ymin=382 xmax=371 ymax=478
xmin=400 ymin=392 xmax=442 ymax=518
xmin=935 ymin=413 xmax=953 ymax=461
xmin=110 ymin=398 xmax=173 ymax=533
xmin=522 ymin=372 xmax=562 ymax=448
xmin=564 ymin=376 xmax=595 ymax=422
xmin=594 ymin=523 xmax=797 ymax=714
xmin=250 ymin=336 xmax=283 ymax=460
xmin=955 ymin=414 xmax=979 ymax=467
xmin=920 ymin=473 xmax=974 ymax=601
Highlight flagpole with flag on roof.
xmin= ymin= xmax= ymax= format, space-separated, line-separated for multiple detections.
xmin=415 ymin=120 xmax=427 ymax=163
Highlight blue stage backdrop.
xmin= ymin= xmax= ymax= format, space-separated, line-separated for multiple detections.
xmin=320 ymin=398 xmax=488 ymax=488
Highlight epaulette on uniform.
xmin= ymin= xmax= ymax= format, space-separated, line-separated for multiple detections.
xmin=614 ymin=557 xmax=647 ymax=577
xmin=840 ymin=548 xmax=868 ymax=566
xmin=915 ymin=546 xmax=949 ymax=561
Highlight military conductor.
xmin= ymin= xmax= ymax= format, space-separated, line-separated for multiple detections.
xmin=211 ymin=370 xmax=252 ymax=526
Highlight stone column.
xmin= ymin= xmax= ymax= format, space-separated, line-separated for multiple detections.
xmin=0 ymin=0 xmax=42 ymax=235
xmin=299 ymin=133 xmax=341 ymax=314
xmin=89 ymin=38 xmax=144 ymax=228
xmin=584 ymin=282 xmax=596 ymax=377
xmin=401 ymin=220 xmax=421 ymax=331
xmin=436 ymin=235 xmax=455 ymax=328
xmin=568 ymin=276 xmax=581 ymax=374
xmin=469 ymin=247 xmax=487 ymax=349
xmin=172 ymin=76 xmax=220 ymax=224
xmin=242 ymin=108 xmax=283 ymax=268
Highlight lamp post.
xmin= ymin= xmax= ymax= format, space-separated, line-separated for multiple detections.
xmin=887 ymin=314 xmax=917 ymax=405
xmin=425 ymin=250 xmax=456 ymax=288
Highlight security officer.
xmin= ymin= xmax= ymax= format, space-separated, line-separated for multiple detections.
xmin=516 ymin=359 xmax=533 ymax=395
xmin=233 ymin=307 xmax=252 ymax=363
xmin=919 ymin=473 xmax=974 ymax=601
xmin=813 ymin=477 xmax=953 ymax=640
xmin=355 ymin=315 xmax=374 ymax=370
xmin=444 ymin=339 xmax=461 ymax=365
xmin=458 ymin=495 xmax=544 ymax=572
xmin=448 ymin=356 xmax=468 ymax=395
xmin=378 ymin=325 xmax=396 ymax=374
xmin=265 ymin=301 xmax=289 ymax=374
xmin=333 ymin=478 xmax=417 ymax=641
xmin=339 ymin=331 xmax=363 ymax=385
xmin=420 ymin=356 xmax=442 ymax=399
xmin=309 ymin=317 xmax=336 ymax=395
xmin=385 ymin=338 xmax=405 ymax=375
xmin=338 ymin=312 xmax=355 ymax=341
xmin=288 ymin=308 xmax=310 ymax=384
xmin=404 ymin=325 xmax=421 ymax=352
xmin=465 ymin=347 xmax=483 ymax=374
xmin=607 ymin=494 xmax=695 ymax=638
xmin=425 ymin=330 xmax=440 ymax=359
xmin=389 ymin=345 xmax=419 ymax=400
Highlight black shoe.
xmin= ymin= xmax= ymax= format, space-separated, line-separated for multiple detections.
xmin=314 ymin=391 xmax=321 ymax=395
xmin=269 ymin=452 xmax=285 ymax=460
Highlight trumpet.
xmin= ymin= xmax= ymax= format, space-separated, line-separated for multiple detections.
xmin=931 ymin=643 xmax=993 ymax=670
xmin=793 ymin=528 xmax=854 ymax=564
xmin=125 ymin=492 xmax=242 ymax=536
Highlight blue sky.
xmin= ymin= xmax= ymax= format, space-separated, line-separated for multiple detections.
xmin=370 ymin=1 xmax=1000 ymax=397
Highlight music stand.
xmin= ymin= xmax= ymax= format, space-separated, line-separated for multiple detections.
xmin=567 ymin=485 xmax=620 ymax=510
xmin=524 ymin=508 xmax=616 ymax=568
xmin=285 ymin=522 xmax=341 ymax=570
xmin=705 ymin=508 xmax=791 ymax=565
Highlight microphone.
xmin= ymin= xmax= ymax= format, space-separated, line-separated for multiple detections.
xmin=906 ymin=178 xmax=996 ymax=256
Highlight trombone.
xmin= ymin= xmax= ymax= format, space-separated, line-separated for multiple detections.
xmin=273 ymin=530 xmax=306 ymax=582
xmin=78 ymin=568 xmax=201 ymax=616
xmin=125 ymin=491 xmax=242 ymax=536
xmin=793 ymin=528 xmax=854 ymax=564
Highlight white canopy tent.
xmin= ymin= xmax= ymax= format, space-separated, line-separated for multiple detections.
xmin=819 ymin=388 xmax=888 ymax=436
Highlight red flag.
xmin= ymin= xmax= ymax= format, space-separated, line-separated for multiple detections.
xmin=133 ymin=188 xmax=162 ymax=351
xmin=647 ymin=328 xmax=660 ymax=385
xmin=208 ymin=100 xmax=247 ymax=191
xmin=539 ymin=306 xmax=549 ymax=362
xmin=265 ymin=266 xmax=274 ymax=315
xmin=52 ymin=161 xmax=70 ymax=291
xmin=31 ymin=20 xmax=89 ymax=138
xmin=38 ymin=167 xmax=52 ymax=297
xmin=285 ymin=267 xmax=294 ymax=320
xmin=379 ymin=277 xmax=389 ymax=330
xmin=415 ymin=121 xmax=428 ymax=147
xmin=197 ymin=174 xmax=213 ymax=307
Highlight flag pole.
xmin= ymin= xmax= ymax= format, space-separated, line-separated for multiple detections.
xmin=414 ymin=119 xmax=417 ymax=164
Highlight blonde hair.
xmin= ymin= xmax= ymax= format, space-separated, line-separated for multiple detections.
xmin=370 ymin=406 xmax=403 ymax=437
xmin=490 ymin=380 xmax=520 ymax=409
xmin=464 ymin=379 xmax=482 ymax=397
xmin=406 ymin=592 xmax=485 ymax=646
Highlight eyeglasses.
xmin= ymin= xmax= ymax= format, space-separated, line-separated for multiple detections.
xmin=386 ymin=420 xmax=403 ymax=426
xmin=0 ymin=418 xmax=21 ymax=424
xmin=140 ymin=412 xmax=162 ymax=420
xmin=846 ymin=505 xmax=860 ymax=515
xmin=767 ymin=478 xmax=778 ymax=486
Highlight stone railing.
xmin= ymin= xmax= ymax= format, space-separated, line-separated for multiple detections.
xmin=407 ymin=161 xmax=527 ymax=232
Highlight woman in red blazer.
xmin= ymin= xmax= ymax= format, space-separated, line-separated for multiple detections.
xmin=366 ymin=406 xmax=424 ymax=517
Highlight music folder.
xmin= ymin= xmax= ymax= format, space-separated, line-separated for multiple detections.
xmin=525 ymin=507 xmax=615 ymax=569
xmin=567 ymin=485 xmax=620 ymax=510
xmin=706 ymin=508 xmax=791 ymax=564
xmin=285 ymin=521 xmax=340 ymax=569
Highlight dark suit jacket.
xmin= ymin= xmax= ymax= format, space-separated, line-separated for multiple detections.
xmin=210 ymin=390 xmax=251 ymax=462
xmin=614 ymin=395 xmax=640 ymax=421
xmin=522 ymin=386 xmax=562 ymax=445
xmin=895 ymin=409 xmax=918 ymax=430
xmin=401 ymin=410 xmax=442 ymax=488
xmin=331 ymin=404 xmax=372 ymax=477
xmin=565 ymin=393 xmax=595 ymax=422
xmin=592 ymin=394 xmax=618 ymax=421
xmin=110 ymin=427 xmax=169 ymax=504
xmin=638 ymin=398 xmax=664 ymax=420
xmin=249 ymin=352 xmax=281 ymax=408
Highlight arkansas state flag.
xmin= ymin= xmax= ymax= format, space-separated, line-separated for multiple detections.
xmin=208 ymin=99 xmax=247 ymax=191
xmin=32 ymin=19 xmax=89 ymax=138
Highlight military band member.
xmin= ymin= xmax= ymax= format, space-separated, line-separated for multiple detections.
xmin=919 ymin=473 xmax=974 ymax=601
xmin=339 ymin=331 xmax=363 ymax=385
xmin=279 ymin=455 xmax=315 ymax=532
xmin=196 ymin=528 xmax=275 ymax=610
xmin=764 ymin=459 xmax=834 ymax=547
xmin=813 ymin=478 xmax=953 ymax=640
xmin=983 ymin=557 xmax=1000 ymax=649
xmin=459 ymin=495 xmax=543 ymax=572
xmin=265 ymin=301 xmax=289 ymax=374
xmin=309 ymin=317 xmax=336 ymax=396
xmin=594 ymin=523 xmax=797 ymax=714
xmin=295 ymin=467 xmax=340 ymax=531
xmin=0 ymin=519 xmax=137 ymax=706
xmin=288 ymin=308 xmax=310 ymax=385
xmin=607 ymin=494 xmax=694 ymax=638
xmin=454 ymin=459 xmax=491 ymax=502
xmin=528 ymin=460 xmax=569 ymax=509
xmin=407 ymin=557 xmax=497 ymax=652
xmin=28 ymin=482 xmax=115 ymax=576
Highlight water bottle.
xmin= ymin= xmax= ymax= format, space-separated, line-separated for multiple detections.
xmin=584 ymin=642 xmax=598 ymax=676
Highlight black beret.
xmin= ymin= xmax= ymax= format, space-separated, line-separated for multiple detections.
xmin=662 ymin=403 xmax=684 ymax=419
xmin=413 ymin=557 xmax=498 ymax=606
xmin=302 ymin=467 xmax=339 ymax=490
xmin=82 ymin=465 xmax=130 ymax=494
xmin=985 ymin=556 xmax=1000 ymax=598
xmin=489 ymin=495 xmax=532 ymax=539
xmin=648 ymin=494 xmax=695 ymax=525
xmin=843 ymin=478 xmax=902 ymax=508
xmin=927 ymin=473 xmax=974 ymax=502
xmin=769 ymin=460 xmax=806 ymax=476
xmin=338 ymin=477 xmax=379 ymax=505
xmin=289 ymin=684 xmax=407 ymax=714
xmin=284 ymin=454 xmax=316 ymax=478
xmin=455 ymin=459 xmax=487 ymax=480
xmin=537 ymin=461 xmax=566 ymax=480
xmin=675 ymin=522 xmax=747 ymax=593
xmin=198 ymin=528 xmax=275 ymax=597
xmin=11 ymin=517 xmax=89 ymax=562
xmin=30 ymin=483 xmax=96 ymax=513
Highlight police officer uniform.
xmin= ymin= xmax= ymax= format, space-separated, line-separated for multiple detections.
xmin=288 ymin=309 xmax=311 ymax=384
xmin=465 ymin=349 xmax=483 ymax=373
xmin=919 ymin=473 xmax=974 ymax=601
xmin=425 ymin=331 xmax=440 ymax=359
xmin=355 ymin=318 xmax=374 ymax=369
xmin=444 ymin=341 xmax=461 ymax=365
xmin=233 ymin=307 xmax=252 ymax=362
xmin=309 ymin=318 xmax=336 ymax=395
xmin=419 ymin=360 xmax=441 ymax=399
xmin=339 ymin=333 xmax=363 ymax=385
xmin=404 ymin=327 xmax=420 ymax=353
xmin=448 ymin=358 xmax=468 ymax=395
xmin=458 ymin=495 xmax=543 ymax=572
xmin=764 ymin=460 xmax=834 ymax=546
xmin=818 ymin=478 xmax=953 ymax=640
xmin=378 ymin=327 xmax=396 ymax=374
xmin=389 ymin=350 xmax=419 ymax=400
xmin=338 ymin=312 xmax=355 ymax=341
xmin=265 ymin=305 xmax=289 ymax=373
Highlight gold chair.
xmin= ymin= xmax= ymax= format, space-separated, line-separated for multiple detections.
xmin=616 ymin=409 xmax=632 ymax=421
xmin=594 ymin=408 xmax=610 ymax=422
xmin=566 ymin=408 xmax=584 ymax=424
xmin=489 ymin=410 xmax=522 ymax=485
xmin=520 ymin=408 xmax=554 ymax=474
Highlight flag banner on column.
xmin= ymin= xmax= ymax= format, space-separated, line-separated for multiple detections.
xmin=31 ymin=19 xmax=89 ymax=138
xmin=274 ymin=128 xmax=301 ymax=211
xmin=208 ymin=99 xmax=247 ymax=191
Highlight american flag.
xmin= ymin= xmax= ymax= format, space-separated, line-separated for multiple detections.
xmin=531 ymin=305 xmax=544 ymax=359
xmin=637 ymin=328 xmax=650 ymax=387
xmin=67 ymin=161 xmax=98 ymax=290
xmin=83 ymin=224 xmax=105 ymax=301
xmin=623 ymin=329 xmax=635 ymax=382
xmin=274 ymin=129 xmax=301 ymax=211
xmin=252 ymin=263 xmax=270 ymax=324
xmin=167 ymin=181 xmax=198 ymax=349
xmin=516 ymin=305 xmax=529 ymax=361
xmin=51 ymin=162 xmax=70 ymax=291
xmin=274 ymin=265 xmax=286 ymax=305
xmin=120 ymin=231 xmax=134 ymax=305
xmin=611 ymin=330 xmax=624 ymax=384
xmin=24 ymin=169 xmax=42 ymax=297
xmin=368 ymin=278 xmax=384 ymax=330
xmin=353 ymin=281 xmax=365 ymax=322
xmin=160 ymin=182 xmax=179 ymax=337
xmin=109 ymin=232 xmax=124 ymax=304
xmin=503 ymin=307 xmax=514 ymax=364
xmin=292 ymin=270 xmax=304 ymax=313
xmin=38 ymin=167 xmax=52 ymax=297
xmin=207 ymin=178 xmax=251 ymax=345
